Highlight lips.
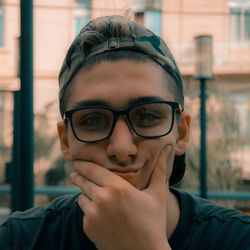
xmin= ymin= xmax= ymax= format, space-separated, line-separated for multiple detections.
xmin=109 ymin=168 xmax=140 ymax=182
xmin=109 ymin=167 xmax=139 ymax=173
xmin=113 ymin=171 xmax=139 ymax=182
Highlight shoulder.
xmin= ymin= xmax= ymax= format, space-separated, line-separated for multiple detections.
xmin=9 ymin=192 xmax=81 ymax=221
xmin=0 ymin=192 xmax=82 ymax=249
xmin=171 ymin=188 xmax=250 ymax=250
xmin=3 ymin=192 xmax=81 ymax=227
xmin=191 ymin=192 xmax=250 ymax=225
xmin=173 ymin=188 xmax=250 ymax=224
xmin=191 ymin=191 xmax=250 ymax=248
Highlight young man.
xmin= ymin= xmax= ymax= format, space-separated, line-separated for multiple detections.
xmin=0 ymin=15 xmax=249 ymax=250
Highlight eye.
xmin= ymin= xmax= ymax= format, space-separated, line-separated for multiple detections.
xmin=138 ymin=112 xmax=160 ymax=121
xmin=83 ymin=115 xmax=104 ymax=125
xmin=74 ymin=112 xmax=111 ymax=131
xmin=131 ymin=110 xmax=163 ymax=128
xmin=84 ymin=114 xmax=109 ymax=125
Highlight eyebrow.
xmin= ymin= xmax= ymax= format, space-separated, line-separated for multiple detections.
xmin=71 ymin=96 xmax=165 ymax=110
xmin=127 ymin=96 xmax=165 ymax=106
xmin=71 ymin=99 xmax=110 ymax=109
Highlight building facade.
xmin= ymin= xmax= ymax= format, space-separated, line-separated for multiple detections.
xmin=0 ymin=0 xmax=249 ymax=188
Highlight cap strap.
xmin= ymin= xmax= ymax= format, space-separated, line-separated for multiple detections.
xmin=87 ymin=37 xmax=136 ymax=58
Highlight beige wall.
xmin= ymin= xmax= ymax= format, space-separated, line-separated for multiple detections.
xmin=162 ymin=0 xmax=250 ymax=75
xmin=1 ymin=0 xmax=249 ymax=89
xmin=0 ymin=0 xmax=249 ymax=127
xmin=92 ymin=0 xmax=130 ymax=17
xmin=0 ymin=0 xmax=249 ymax=177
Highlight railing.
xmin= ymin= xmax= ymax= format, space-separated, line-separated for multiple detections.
xmin=171 ymin=42 xmax=250 ymax=67
xmin=188 ymin=190 xmax=250 ymax=200
xmin=0 ymin=185 xmax=249 ymax=200
xmin=0 ymin=185 xmax=80 ymax=195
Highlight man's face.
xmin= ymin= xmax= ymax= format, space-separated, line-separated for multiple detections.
xmin=58 ymin=59 xmax=189 ymax=190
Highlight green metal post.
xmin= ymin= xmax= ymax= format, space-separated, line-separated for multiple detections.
xmin=200 ymin=78 xmax=207 ymax=199
xmin=11 ymin=91 xmax=21 ymax=212
xmin=19 ymin=0 xmax=34 ymax=210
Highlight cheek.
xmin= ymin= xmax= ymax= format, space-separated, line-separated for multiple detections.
xmin=159 ymin=135 xmax=177 ymax=180
xmin=69 ymin=142 xmax=98 ymax=161
xmin=138 ymin=136 xmax=176 ymax=180
xmin=144 ymin=134 xmax=176 ymax=164
xmin=67 ymin=132 xmax=107 ymax=163
xmin=67 ymin=129 xmax=90 ymax=161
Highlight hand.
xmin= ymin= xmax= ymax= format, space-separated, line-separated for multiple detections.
xmin=70 ymin=146 xmax=172 ymax=250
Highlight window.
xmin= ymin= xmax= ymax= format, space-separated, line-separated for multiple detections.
xmin=245 ymin=9 xmax=250 ymax=39
xmin=133 ymin=0 xmax=162 ymax=36
xmin=144 ymin=10 xmax=161 ymax=36
xmin=0 ymin=1 xmax=4 ymax=47
xmin=73 ymin=0 xmax=91 ymax=36
xmin=229 ymin=0 xmax=250 ymax=47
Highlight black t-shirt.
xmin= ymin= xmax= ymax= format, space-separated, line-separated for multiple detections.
xmin=0 ymin=189 xmax=249 ymax=250
xmin=169 ymin=189 xmax=250 ymax=249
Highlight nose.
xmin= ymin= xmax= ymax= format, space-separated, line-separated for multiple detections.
xmin=106 ymin=118 xmax=138 ymax=163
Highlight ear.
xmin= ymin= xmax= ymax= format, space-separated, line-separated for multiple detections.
xmin=175 ymin=110 xmax=191 ymax=156
xmin=57 ymin=120 xmax=72 ymax=162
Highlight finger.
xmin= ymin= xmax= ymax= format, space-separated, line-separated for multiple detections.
xmin=70 ymin=172 xmax=100 ymax=201
xmin=73 ymin=161 xmax=125 ymax=187
xmin=78 ymin=193 xmax=92 ymax=213
xmin=146 ymin=145 xmax=172 ymax=195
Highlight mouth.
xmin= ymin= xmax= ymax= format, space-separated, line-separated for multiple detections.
xmin=109 ymin=168 xmax=140 ymax=182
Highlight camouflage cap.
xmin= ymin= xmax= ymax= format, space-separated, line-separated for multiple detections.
xmin=59 ymin=16 xmax=183 ymax=102
xmin=58 ymin=15 xmax=185 ymax=186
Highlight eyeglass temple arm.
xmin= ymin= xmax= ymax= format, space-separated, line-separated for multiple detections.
xmin=177 ymin=104 xmax=184 ymax=114
xmin=63 ymin=115 xmax=68 ymax=123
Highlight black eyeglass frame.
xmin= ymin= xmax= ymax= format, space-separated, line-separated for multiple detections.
xmin=64 ymin=100 xmax=183 ymax=143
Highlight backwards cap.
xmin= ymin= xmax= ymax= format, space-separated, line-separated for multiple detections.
xmin=59 ymin=15 xmax=186 ymax=186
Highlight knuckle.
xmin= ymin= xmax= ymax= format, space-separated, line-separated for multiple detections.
xmin=87 ymin=207 xmax=96 ymax=220
xmin=83 ymin=216 xmax=92 ymax=235
xmin=83 ymin=206 xmax=97 ymax=223
xmin=77 ymin=194 xmax=85 ymax=206
xmin=74 ymin=162 xmax=95 ymax=175
xmin=73 ymin=161 xmax=80 ymax=171
xmin=109 ymin=182 xmax=127 ymax=197
xmin=95 ymin=190 xmax=111 ymax=206
xmin=83 ymin=164 xmax=94 ymax=176
xmin=83 ymin=218 xmax=88 ymax=232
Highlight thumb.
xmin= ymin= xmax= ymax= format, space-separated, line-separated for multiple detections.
xmin=146 ymin=145 xmax=172 ymax=195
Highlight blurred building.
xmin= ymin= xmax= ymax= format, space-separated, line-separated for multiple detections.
xmin=0 ymin=0 xmax=249 ymax=182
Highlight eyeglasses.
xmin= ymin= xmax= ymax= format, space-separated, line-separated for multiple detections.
xmin=64 ymin=100 xmax=182 ymax=143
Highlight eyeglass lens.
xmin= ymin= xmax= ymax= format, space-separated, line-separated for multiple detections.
xmin=71 ymin=103 xmax=173 ymax=142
